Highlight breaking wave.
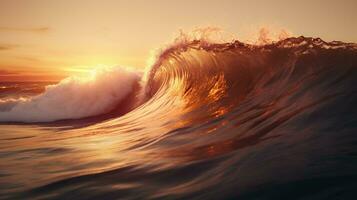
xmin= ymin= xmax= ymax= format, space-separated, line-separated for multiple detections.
xmin=1 ymin=35 xmax=357 ymax=199
xmin=2 ymin=36 xmax=356 ymax=125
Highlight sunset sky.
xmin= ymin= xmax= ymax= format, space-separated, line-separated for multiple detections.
xmin=1 ymin=0 xmax=356 ymax=82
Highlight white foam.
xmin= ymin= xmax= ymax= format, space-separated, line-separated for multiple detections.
xmin=0 ymin=66 xmax=141 ymax=122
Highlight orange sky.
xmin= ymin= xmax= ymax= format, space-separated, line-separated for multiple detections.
xmin=1 ymin=0 xmax=357 ymax=82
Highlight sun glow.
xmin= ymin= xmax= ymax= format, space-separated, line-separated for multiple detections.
xmin=61 ymin=64 xmax=126 ymax=83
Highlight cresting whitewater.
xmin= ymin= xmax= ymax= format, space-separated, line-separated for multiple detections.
xmin=0 ymin=35 xmax=357 ymax=200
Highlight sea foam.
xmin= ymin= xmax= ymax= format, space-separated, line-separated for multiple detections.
xmin=0 ymin=67 xmax=141 ymax=122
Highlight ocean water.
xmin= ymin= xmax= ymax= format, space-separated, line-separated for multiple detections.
xmin=0 ymin=37 xmax=357 ymax=199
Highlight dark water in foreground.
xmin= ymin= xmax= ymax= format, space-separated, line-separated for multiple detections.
xmin=0 ymin=37 xmax=357 ymax=199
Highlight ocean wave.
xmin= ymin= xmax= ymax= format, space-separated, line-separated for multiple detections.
xmin=1 ymin=36 xmax=356 ymax=125
xmin=1 ymin=36 xmax=357 ymax=199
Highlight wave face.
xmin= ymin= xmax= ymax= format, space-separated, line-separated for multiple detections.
xmin=1 ymin=37 xmax=357 ymax=199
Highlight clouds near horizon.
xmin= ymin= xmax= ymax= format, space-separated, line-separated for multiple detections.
xmin=0 ymin=26 xmax=50 ymax=33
